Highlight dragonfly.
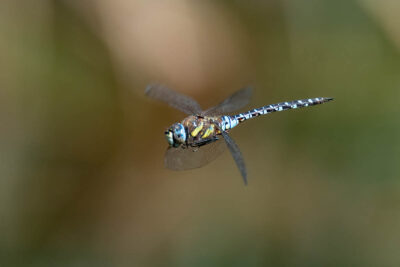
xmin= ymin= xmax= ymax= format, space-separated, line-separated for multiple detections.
xmin=146 ymin=84 xmax=333 ymax=185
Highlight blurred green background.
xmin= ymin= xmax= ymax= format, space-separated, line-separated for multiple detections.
xmin=1 ymin=0 xmax=400 ymax=266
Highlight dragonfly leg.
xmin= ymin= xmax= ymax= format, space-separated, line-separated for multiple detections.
xmin=191 ymin=137 xmax=219 ymax=148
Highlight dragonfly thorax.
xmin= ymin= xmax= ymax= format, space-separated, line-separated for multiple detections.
xmin=165 ymin=116 xmax=224 ymax=148
xmin=165 ymin=123 xmax=187 ymax=147
xmin=181 ymin=115 xmax=223 ymax=146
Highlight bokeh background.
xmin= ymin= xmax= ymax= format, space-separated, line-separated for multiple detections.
xmin=1 ymin=0 xmax=400 ymax=266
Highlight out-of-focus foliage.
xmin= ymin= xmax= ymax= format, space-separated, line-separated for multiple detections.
xmin=1 ymin=0 xmax=399 ymax=266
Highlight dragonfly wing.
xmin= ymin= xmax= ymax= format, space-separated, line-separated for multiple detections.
xmin=221 ymin=131 xmax=247 ymax=185
xmin=165 ymin=139 xmax=226 ymax=170
xmin=203 ymin=87 xmax=252 ymax=116
xmin=145 ymin=84 xmax=203 ymax=115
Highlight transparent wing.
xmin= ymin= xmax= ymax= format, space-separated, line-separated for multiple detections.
xmin=145 ymin=84 xmax=203 ymax=115
xmin=165 ymin=139 xmax=227 ymax=170
xmin=203 ymin=87 xmax=252 ymax=116
xmin=221 ymin=131 xmax=247 ymax=185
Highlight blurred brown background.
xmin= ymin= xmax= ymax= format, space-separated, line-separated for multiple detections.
xmin=1 ymin=0 xmax=400 ymax=266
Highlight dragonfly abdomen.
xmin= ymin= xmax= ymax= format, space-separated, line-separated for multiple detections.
xmin=219 ymin=116 xmax=239 ymax=131
xmin=232 ymin=97 xmax=333 ymax=124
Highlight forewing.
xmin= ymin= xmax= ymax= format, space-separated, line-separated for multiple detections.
xmin=221 ymin=131 xmax=247 ymax=185
xmin=165 ymin=140 xmax=226 ymax=170
xmin=203 ymin=87 xmax=252 ymax=116
xmin=145 ymin=84 xmax=203 ymax=115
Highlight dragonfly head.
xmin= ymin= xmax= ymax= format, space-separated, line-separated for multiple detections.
xmin=165 ymin=123 xmax=187 ymax=147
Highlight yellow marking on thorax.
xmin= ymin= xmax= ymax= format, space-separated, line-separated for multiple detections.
xmin=201 ymin=124 xmax=215 ymax=138
xmin=191 ymin=122 xmax=203 ymax=137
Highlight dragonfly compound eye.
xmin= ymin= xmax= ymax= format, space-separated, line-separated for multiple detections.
xmin=172 ymin=123 xmax=187 ymax=144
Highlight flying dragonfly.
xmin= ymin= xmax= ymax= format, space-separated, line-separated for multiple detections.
xmin=145 ymin=84 xmax=333 ymax=185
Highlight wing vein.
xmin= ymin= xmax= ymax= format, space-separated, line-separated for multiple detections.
xmin=145 ymin=84 xmax=202 ymax=115
xmin=221 ymin=132 xmax=247 ymax=185
xmin=203 ymin=87 xmax=252 ymax=116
